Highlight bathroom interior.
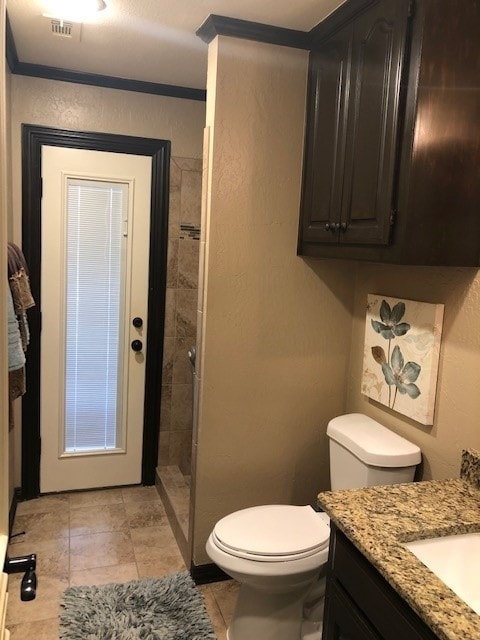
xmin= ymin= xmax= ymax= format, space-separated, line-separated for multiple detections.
xmin=2 ymin=1 xmax=480 ymax=639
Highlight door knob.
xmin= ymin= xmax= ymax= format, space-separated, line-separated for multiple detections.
xmin=131 ymin=340 xmax=143 ymax=352
xmin=132 ymin=317 xmax=143 ymax=328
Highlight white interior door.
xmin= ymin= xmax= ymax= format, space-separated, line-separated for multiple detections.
xmin=40 ymin=146 xmax=152 ymax=493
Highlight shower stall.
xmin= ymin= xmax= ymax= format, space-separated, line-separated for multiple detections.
xmin=156 ymin=156 xmax=202 ymax=560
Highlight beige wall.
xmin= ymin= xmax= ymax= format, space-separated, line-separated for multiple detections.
xmin=192 ymin=37 xmax=355 ymax=565
xmin=5 ymin=65 xmax=15 ymax=504
xmin=5 ymin=66 xmax=16 ymax=504
xmin=9 ymin=75 xmax=205 ymax=486
xmin=10 ymin=75 xmax=205 ymax=240
xmin=1 ymin=0 xmax=11 ymax=546
xmin=346 ymin=264 xmax=480 ymax=481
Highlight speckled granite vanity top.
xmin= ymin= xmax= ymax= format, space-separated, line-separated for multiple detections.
xmin=317 ymin=449 xmax=480 ymax=640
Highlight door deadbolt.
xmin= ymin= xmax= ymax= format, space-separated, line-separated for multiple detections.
xmin=132 ymin=317 xmax=143 ymax=328
xmin=131 ymin=340 xmax=143 ymax=352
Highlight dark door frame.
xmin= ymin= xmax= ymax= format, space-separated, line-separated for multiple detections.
xmin=21 ymin=124 xmax=170 ymax=499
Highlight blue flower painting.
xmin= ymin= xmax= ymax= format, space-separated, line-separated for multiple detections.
xmin=362 ymin=295 xmax=444 ymax=425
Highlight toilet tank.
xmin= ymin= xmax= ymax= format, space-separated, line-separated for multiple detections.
xmin=327 ymin=413 xmax=421 ymax=490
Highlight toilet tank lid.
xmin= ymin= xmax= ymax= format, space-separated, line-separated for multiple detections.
xmin=327 ymin=413 xmax=421 ymax=467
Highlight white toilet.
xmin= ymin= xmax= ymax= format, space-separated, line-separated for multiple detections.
xmin=206 ymin=413 xmax=421 ymax=640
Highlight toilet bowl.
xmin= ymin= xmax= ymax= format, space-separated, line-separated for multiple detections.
xmin=206 ymin=505 xmax=330 ymax=640
xmin=206 ymin=414 xmax=422 ymax=640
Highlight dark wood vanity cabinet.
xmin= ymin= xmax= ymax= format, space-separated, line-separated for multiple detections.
xmin=323 ymin=524 xmax=439 ymax=640
xmin=298 ymin=0 xmax=480 ymax=266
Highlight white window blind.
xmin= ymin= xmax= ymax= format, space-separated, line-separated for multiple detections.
xmin=64 ymin=178 xmax=128 ymax=453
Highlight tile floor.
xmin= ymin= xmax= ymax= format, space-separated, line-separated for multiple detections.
xmin=6 ymin=486 xmax=238 ymax=639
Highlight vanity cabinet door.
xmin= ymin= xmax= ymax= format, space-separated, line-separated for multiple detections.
xmin=323 ymin=580 xmax=382 ymax=640
xmin=323 ymin=525 xmax=439 ymax=640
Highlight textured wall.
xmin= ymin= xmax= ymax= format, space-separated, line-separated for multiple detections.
xmin=5 ymin=67 xmax=17 ymax=504
xmin=192 ymin=37 xmax=355 ymax=565
xmin=346 ymin=264 xmax=480 ymax=480
xmin=1 ymin=2 xmax=11 ymax=534
xmin=9 ymin=75 xmax=205 ymax=486
xmin=10 ymin=75 xmax=205 ymax=239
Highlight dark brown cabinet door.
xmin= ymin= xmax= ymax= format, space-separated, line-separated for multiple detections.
xmin=323 ymin=526 xmax=440 ymax=640
xmin=340 ymin=0 xmax=412 ymax=245
xmin=299 ymin=0 xmax=480 ymax=265
xmin=300 ymin=0 xmax=412 ymax=249
xmin=300 ymin=25 xmax=352 ymax=245
xmin=323 ymin=582 xmax=382 ymax=640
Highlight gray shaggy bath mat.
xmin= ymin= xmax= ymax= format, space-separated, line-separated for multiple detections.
xmin=59 ymin=570 xmax=216 ymax=639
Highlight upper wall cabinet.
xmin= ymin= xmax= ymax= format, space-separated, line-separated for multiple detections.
xmin=298 ymin=0 xmax=480 ymax=266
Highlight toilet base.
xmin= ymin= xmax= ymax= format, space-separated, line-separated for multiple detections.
xmin=227 ymin=622 xmax=322 ymax=640
xmin=301 ymin=620 xmax=323 ymax=640
xmin=226 ymin=582 xmax=313 ymax=640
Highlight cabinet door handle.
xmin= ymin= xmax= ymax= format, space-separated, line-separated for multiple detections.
xmin=324 ymin=222 xmax=346 ymax=234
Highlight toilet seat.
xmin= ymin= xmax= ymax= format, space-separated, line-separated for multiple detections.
xmin=212 ymin=505 xmax=330 ymax=562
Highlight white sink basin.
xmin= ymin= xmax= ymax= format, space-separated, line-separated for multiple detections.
xmin=404 ymin=533 xmax=480 ymax=615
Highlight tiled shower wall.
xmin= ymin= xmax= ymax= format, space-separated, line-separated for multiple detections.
xmin=158 ymin=156 xmax=202 ymax=475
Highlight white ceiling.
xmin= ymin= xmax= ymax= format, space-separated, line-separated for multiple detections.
xmin=7 ymin=0 xmax=346 ymax=90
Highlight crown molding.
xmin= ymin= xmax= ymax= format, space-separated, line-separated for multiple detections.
xmin=12 ymin=62 xmax=207 ymax=101
xmin=196 ymin=14 xmax=311 ymax=50
xmin=5 ymin=12 xmax=206 ymax=102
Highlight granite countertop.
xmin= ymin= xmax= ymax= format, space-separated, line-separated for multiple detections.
xmin=317 ymin=449 xmax=480 ymax=640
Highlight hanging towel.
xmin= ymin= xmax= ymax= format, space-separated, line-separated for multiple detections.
xmin=9 ymin=268 xmax=35 ymax=313
xmin=7 ymin=284 xmax=25 ymax=372
xmin=9 ymin=367 xmax=26 ymax=431
xmin=7 ymin=241 xmax=30 ymax=278
xmin=7 ymin=242 xmax=35 ymax=351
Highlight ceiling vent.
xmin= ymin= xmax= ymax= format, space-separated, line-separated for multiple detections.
xmin=46 ymin=18 xmax=82 ymax=42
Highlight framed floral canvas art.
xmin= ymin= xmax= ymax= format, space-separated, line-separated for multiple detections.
xmin=362 ymin=295 xmax=444 ymax=425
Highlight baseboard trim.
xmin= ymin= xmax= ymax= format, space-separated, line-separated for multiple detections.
xmin=190 ymin=562 xmax=230 ymax=585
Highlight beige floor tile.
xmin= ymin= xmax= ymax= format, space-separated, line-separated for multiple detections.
xmin=6 ymin=574 xmax=68 ymax=626
xmin=69 ymin=488 xmax=124 ymax=509
xmin=70 ymin=503 xmax=129 ymax=537
xmin=121 ymin=485 xmax=160 ymax=503
xmin=136 ymin=553 xmax=186 ymax=578
xmin=199 ymin=585 xmax=228 ymax=640
xmin=211 ymin=580 xmax=240 ymax=627
xmin=8 ymin=538 xmax=69 ymax=578
xmin=70 ymin=531 xmax=135 ymax=571
xmin=69 ymin=562 xmax=139 ymax=587
xmin=5 ymin=485 xmax=220 ymax=636
xmin=12 ymin=509 xmax=69 ymax=543
xmin=130 ymin=524 xmax=179 ymax=563
xmin=124 ymin=500 xmax=167 ymax=528
xmin=9 ymin=617 xmax=60 ymax=640
xmin=15 ymin=494 xmax=70 ymax=516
